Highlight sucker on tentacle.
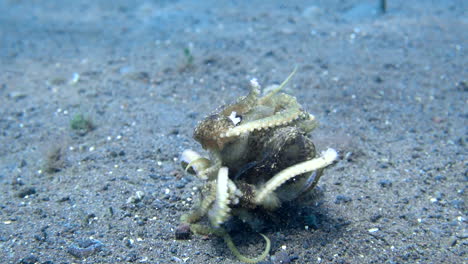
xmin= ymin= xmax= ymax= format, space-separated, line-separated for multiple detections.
xmin=220 ymin=106 xmax=304 ymax=138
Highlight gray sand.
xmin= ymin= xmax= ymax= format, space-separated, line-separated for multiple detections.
xmin=0 ymin=1 xmax=466 ymax=263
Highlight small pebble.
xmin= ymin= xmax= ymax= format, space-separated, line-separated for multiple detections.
xmin=335 ymin=195 xmax=352 ymax=204
xmin=370 ymin=214 xmax=382 ymax=223
xmin=127 ymin=191 xmax=145 ymax=203
xmin=447 ymin=236 xmax=457 ymax=247
xmin=272 ymin=251 xmax=293 ymax=264
xmin=67 ymin=239 xmax=104 ymax=258
xmin=378 ymin=179 xmax=393 ymax=188
xmin=19 ymin=255 xmax=39 ymax=264
xmin=450 ymin=199 xmax=464 ymax=209
xmin=175 ymin=223 xmax=191 ymax=240
xmin=434 ymin=175 xmax=446 ymax=181
xmin=175 ymin=182 xmax=186 ymax=189
xmin=149 ymin=174 xmax=160 ymax=180
xmin=17 ymin=187 xmax=36 ymax=198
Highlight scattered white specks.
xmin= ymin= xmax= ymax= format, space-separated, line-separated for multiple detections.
xmin=137 ymin=168 xmax=143 ymax=172
xmin=127 ymin=191 xmax=145 ymax=203
xmin=281 ymin=245 xmax=287 ymax=250
xmin=164 ymin=188 xmax=170 ymax=195
xmin=89 ymin=146 xmax=95 ymax=152
xmin=157 ymin=161 xmax=162 ymax=166
xmin=430 ymin=197 xmax=438 ymax=203
xmin=116 ymin=135 xmax=122 ymax=140
xmin=368 ymin=228 xmax=379 ymax=233
xmin=135 ymin=191 xmax=144 ymax=199
xmin=70 ymin=72 xmax=80 ymax=84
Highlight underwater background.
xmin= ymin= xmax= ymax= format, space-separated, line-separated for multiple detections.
xmin=0 ymin=0 xmax=466 ymax=263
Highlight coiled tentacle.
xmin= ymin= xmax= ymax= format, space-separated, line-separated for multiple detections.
xmin=254 ymin=148 xmax=337 ymax=208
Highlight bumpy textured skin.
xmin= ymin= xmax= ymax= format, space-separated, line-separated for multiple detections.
xmin=179 ymin=72 xmax=337 ymax=263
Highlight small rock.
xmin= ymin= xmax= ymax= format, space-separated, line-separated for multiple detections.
xmin=447 ymin=236 xmax=457 ymax=247
xmin=450 ymin=199 xmax=465 ymax=209
xmin=370 ymin=214 xmax=382 ymax=223
xmin=9 ymin=91 xmax=28 ymax=100
xmin=57 ymin=196 xmax=70 ymax=203
xmin=378 ymin=179 xmax=393 ymax=188
xmin=175 ymin=181 xmax=186 ymax=189
xmin=17 ymin=187 xmax=36 ymax=198
xmin=126 ymin=251 xmax=139 ymax=262
xmin=175 ymin=223 xmax=191 ymax=240
xmin=272 ymin=251 xmax=296 ymax=264
xmin=19 ymin=255 xmax=39 ymax=264
xmin=456 ymin=80 xmax=467 ymax=92
xmin=335 ymin=195 xmax=352 ymax=204
xmin=127 ymin=191 xmax=145 ymax=203
xmin=67 ymin=239 xmax=104 ymax=258
xmin=457 ymin=231 xmax=468 ymax=239
xmin=434 ymin=175 xmax=446 ymax=181
xmin=148 ymin=174 xmax=160 ymax=180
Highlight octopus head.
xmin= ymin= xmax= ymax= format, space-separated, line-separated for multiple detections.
xmin=193 ymin=113 xmax=239 ymax=151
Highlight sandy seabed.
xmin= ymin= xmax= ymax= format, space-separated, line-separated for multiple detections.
xmin=0 ymin=1 xmax=466 ymax=263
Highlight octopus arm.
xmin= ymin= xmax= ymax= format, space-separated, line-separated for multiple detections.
xmin=222 ymin=80 xmax=260 ymax=116
xmin=221 ymin=106 xmax=304 ymax=138
xmin=254 ymin=148 xmax=338 ymax=207
xmin=180 ymin=181 xmax=217 ymax=224
xmin=198 ymin=151 xmax=222 ymax=180
xmin=223 ymin=232 xmax=271 ymax=264
xmin=209 ymin=167 xmax=231 ymax=227
xmin=258 ymin=67 xmax=297 ymax=105
xmin=190 ymin=224 xmax=271 ymax=263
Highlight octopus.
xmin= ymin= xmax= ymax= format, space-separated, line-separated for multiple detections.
xmin=177 ymin=69 xmax=337 ymax=263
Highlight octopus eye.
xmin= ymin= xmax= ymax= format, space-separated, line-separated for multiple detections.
xmin=228 ymin=111 xmax=242 ymax=126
